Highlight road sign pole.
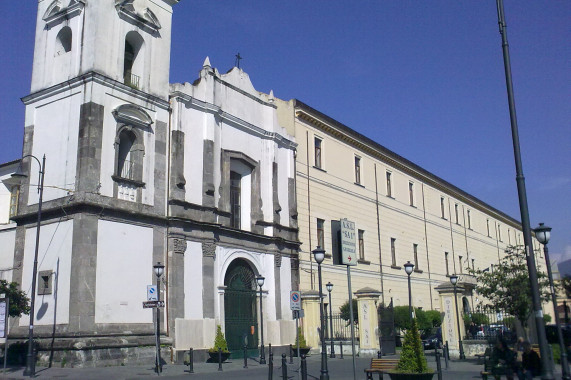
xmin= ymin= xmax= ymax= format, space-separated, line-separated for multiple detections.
xmin=347 ymin=265 xmax=356 ymax=380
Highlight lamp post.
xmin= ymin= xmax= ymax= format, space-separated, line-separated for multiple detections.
xmin=153 ymin=262 xmax=165 ymax=374
xmin=534 ymin=223 xmax=570 ymax=380
xmin=11 ymin=154 xmax=46 ymax=378
xmin=450 ymin=275 xmax=465 ymax=360
xmin=326 ymin=282 xmax=335 ymax=358
xmin=313 ymin=247 xmax=329 ymax=380
xmin=256 ymin=275 xmax=266 ymax=364
xmin=403 ymin=261 xmax=414 ymax=323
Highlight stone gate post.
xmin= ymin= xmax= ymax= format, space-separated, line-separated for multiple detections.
xmin=435 ymin=282 xmax=466 ymax=358
xmin=355 ymin=287 xmax=382 ymax=356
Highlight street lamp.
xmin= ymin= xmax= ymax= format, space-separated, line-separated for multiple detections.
xmin=256 ymin=275 xmax=266 ymax=364
xmin=450 ymin=275 xmax=465 ymax=360
xmin=403 ymin=261 xmax=414 ymax=323
xmin=11 ymin=154 xmax=46 ymax=378
xmin=534 ymin=223 xmax=570 ymax=380
xmin=326 ymin=282 xmax=335 ymax=358
xmin=313 ymin=246 xmax=329 ymax=380
xmin=153 ymin=261 xmax=165 ymax=374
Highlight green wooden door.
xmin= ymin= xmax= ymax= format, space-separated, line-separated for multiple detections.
xmin=224 ymin=260 xmax=258 ymax=358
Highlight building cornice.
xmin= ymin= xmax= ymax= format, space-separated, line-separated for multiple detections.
xmin=294 ymin=100 xmax=522 ymax=229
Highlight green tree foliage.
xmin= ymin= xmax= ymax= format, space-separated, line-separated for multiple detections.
xmin=209 ymin=325 xmax=229 ymax=353
xmin=561 ymin=276 xmax=571 ymax=298
xmin=394 ymin=306 xmax=442 ymax=334
xmin=339 ymin=299 xmax=358 ymax=325
xmin=395 ymin=319 xmax=430 ymax=374
xmin=468 ymin=245 xmax=550 ymax=329
xmin=471 ymin=312 xmax=490 ymax=326
xmin=0 ymin=280 xmax=30 ymax=317
xmin=295 ymin=327 xmax=308 ymax=348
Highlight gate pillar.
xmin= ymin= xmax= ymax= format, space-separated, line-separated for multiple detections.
xmin=355 ymin=287 xmax=382 ymax=356
xmin=435 ymin=282 xmax=466 ymax=358
xmin=301 ymin=290 xmax=321 ymax=349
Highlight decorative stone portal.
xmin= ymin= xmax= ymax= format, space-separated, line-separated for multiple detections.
xmin=355 ymin=287 xmax=382 ymax=356
xmin=435 ymin=282 xmax=466 ymax=358
xmin=223 ymin=259 xmax=258 ymax=358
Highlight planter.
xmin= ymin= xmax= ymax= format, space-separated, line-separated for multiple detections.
xmin=292 ymin=347 xmax=311 ymax=357
xmin=388 ymin=372 xmax=435 ymax=380
xmin=207 ymin=351 xmax=231 ymax=363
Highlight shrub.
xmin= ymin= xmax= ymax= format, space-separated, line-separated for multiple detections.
xmin=339 ymin=299 xmax=358 ymax=325
xmin=209 ymin=325 xmax=229 ymax=353
xmin=295 ymin=327 xmax=308 ymax=348
xmin=395 ymin=319 xmax=431 ymax=374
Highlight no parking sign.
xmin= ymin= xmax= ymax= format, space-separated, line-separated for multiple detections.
xmin=290 ymin=291 xmax=301 ymax=311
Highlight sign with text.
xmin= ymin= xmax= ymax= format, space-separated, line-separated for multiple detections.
xmin=340 ymin=219 xmax=357 ymax=266
xmin=290 ymin=291 xmax=301 ymax=311
xmin=0 ymin=298 xmax=7 ymax=338
xmin=147 ymin=285 xmax=158 ymax=301
xmin=143 ymin=300 xmax=165 ymax=309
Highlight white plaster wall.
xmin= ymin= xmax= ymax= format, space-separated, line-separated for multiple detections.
xmin=19 ymin=219 xmax=74 ymax=327
xmin=184 ymin=241 xmax=203 ymax=319
xmin=95 ymin=220 xmax=154 ymax=324
xmin=0 ymin=163 xmax=18 ymax=225
xmin=26 ymin=92 xmax=82 ymax=204
xmin=279 ymin=257 xmax=293 ymax=321
xmin=0 ymin=229 xmax=16 ymax=282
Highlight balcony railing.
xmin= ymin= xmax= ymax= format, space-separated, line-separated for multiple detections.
xmin=124 ymin=72 xmax=140 ymax=89
xmin=119 ymin=159 xmax=134 ymax=180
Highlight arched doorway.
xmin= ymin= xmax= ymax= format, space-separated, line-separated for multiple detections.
xmin=224 ymin=259 xmax=258 ymax=358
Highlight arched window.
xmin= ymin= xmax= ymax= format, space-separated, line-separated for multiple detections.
xmin=55 ymin=26 xmax=72 ymax=55
xmin=124 ymin=32 xmax=144 ymax=88
xmin=230 ymin=171 xmax=242 ymax=229
xmin=117 ymin=129 xmax=136 ymax=180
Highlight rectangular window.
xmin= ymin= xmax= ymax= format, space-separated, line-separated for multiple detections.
xmin=455 ymin=204 xmax=459 ymax=224
xmin=409 ymin=182 xmax=414 ymax=206
xmin=508 ymin=228 xmax=511 ymax=245
xmin=314 ymin=137 xmax=322 ymax=169
xmin=445 ymin=252 xmax=449 ymax=275
xmin=386 ymin=171 xmax=392 ymax=197
xmin=467 ymin=210 xmax=471 ymax=229
xmin=9 ymin=186 xmax=19 ymax=218
xmin=471 ymin=258 xmax=475 ymax=270
xmin=391 ymin=238 xmax=397 ymax=266
xmin=440 ymin=197 xmax=446 ymax=219
xmin=498 ymin=225 xmax=502 ymax=241
xmin=317 ymin=218 xmax=325 ymax=249
xmin=354 ymin=156 xmax=361 ymax=185
xmin=458 ymin=256 xmax=463 ymax=273
xmin=38 ymin=270 xmax=53 ymax=295
xmin=413 ymin=243 xmax=419 ymax=269
xmin=358 ymin=229 xmax=365 ymax=260
xmin=487 ymin=219 xmax=491 ymax=237
xmin=230 ymin=171 xmax=241 ymax=229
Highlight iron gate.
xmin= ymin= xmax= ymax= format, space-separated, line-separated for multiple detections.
xmin=378 ymin=298 xmax=396 ymax=355
xmin=224 ymin=260 xmax=258 ymax=358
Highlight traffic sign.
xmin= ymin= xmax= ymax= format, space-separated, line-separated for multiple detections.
xmin=147 ymin=285 xmax=158 ymax=301
xmin=143 ymin=300 xmax=165 ymax=308
xmin=340 ymin=219 xmax=357 ymax=266
xmin=290 ymin=291 xmax=301 ymax=311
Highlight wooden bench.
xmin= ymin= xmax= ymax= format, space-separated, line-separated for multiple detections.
xmin=476 ymin=347 xmax=492 ymax=364
xmin=365 ymin=358 xmax=399 ymax=380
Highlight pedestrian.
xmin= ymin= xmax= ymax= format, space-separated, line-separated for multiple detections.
xmin=517 ymin=341 xmax=540 ymax=379
xmin=491 ymin=338 xmax=516 ymax=380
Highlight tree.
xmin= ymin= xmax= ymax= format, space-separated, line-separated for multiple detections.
xmin=0 ymin=280 xmax=30 ymax=317
xmin=561 ymin=276 xmax=571 ymax=298
xmin=339 ymin=299 xmax=358 ymax=325
xmin=395 ymin=318 xmax=430 ymax=374
xmin=394 ymin=306 xmax=442 ymax=334
xmin=468 ymin=245 xmax=550 ymax=330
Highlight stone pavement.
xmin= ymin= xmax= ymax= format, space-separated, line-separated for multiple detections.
xmin=0 ymin=353 xmax=564 ymax=380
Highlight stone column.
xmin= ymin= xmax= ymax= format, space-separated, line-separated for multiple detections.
xmin=301 ymin=290 xmax=321 ymax=349
xmin=435 ymin=282 xmax=466 ymax=358
xmin=355 ymin=287 xmax=382 ymax=356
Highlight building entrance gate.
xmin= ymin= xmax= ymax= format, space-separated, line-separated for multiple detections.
xmin=378 ymin=298 xmax=396 ymax=355
xmin=224 ymin=260 xmax=259 ymax=358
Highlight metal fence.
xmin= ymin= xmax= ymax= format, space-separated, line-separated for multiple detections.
xmin=465 ymin=308 xmax=517 ymax=343
xmin=324 ymin=313 xmax=359 ymax=341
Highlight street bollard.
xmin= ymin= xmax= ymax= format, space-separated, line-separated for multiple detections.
xmin=289 ymin=344 xmax=293 ymax=364
xmin=443 ymin=343 xmax=449 ymax=370
xmin=218 ymin=348 xmax=223 ymax=372
xmin=435 ymin=349 xmax=443 ymax=380
xmin=301 ymin=354 xmax=308 ymax=380
xmin=281 ymin=353 xmax=287 ymax=379
xmin=339 ymin=341 xmax=344 ymax=359
xmin=188 ymin=348 xmax=194 ymax=373
xmin=243 ymin=345 xmax=248 ymax=368
xmin=377 ymin=350 xmax=382 ymax=359
xmin=268 ymin=348 xmax=273 ymax=380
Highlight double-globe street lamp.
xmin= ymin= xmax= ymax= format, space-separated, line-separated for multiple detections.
xmin=403 ymin=261 xmax=414 ymax=323
xmin=450 ymin=275 xmax=465 ymax=360
xmin=326 ymin=282 xmax=335 ymax=358
xmin=153 ymin=262 xmax=165 ymax=374
xmin=313 ymin=246 xmax=329 ymax=380
xmin=11 ymin=155 xmax=46 ymax=378
xmin=534 ymin=223 xmax=570 ymax=380
xmin=256 ymin=275 xmax=266 ymax=364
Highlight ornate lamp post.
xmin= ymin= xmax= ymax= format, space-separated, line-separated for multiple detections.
xmin=403 ymin=261 xmax=414 ymax=323
xmin=534 ymin=223 xmax=570 ymax=380
xmin=153 ymin=262 xmax=165 ymax=374
xmin=450 ymin=275 xmax=465 ymax=359
xmin=256 ymin=275 xmax=266 ymax=364
xmin=326 ymin=282 xmax=335 ymax=358
xmin=11 ymin=155 xmax=46 ymax=378
xmin=313 ymin=247 xmax=329 ymax=380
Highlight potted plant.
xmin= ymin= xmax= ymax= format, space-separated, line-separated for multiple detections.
xmin=293 ymin=327 xmax=311 ymax=356
xmin=389 ymin=319 xmax=435 ymax=380
xmin=208 ymin=325 xmax=231 ymax=362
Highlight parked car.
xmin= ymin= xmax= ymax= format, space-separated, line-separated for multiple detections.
xmin=422 ymin=328 xmax=442 ymax=350
xmin=545 ymin=324 xmax=571 ymax=346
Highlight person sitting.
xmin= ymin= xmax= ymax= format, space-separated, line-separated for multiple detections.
xmin=517 ymin=341 xmax=540 ymax=379
xmin=491 ymin=338 xmax=516 ymax=380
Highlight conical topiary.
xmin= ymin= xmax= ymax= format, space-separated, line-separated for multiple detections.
xmin=295 ymin=327 xmax=308 ymax=349
xmin=209 ymin=325 xmax=229 ymax=353
xmin=395 ymin=318 xmax=430 ymax=373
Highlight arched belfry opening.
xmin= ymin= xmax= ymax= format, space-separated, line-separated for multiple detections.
xmin=124 ymin=31 xmax=144 ymax=88
xmin=223 ymin=259 xmax=259 ymax=358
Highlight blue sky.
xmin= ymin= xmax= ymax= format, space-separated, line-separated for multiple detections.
xmin=0 ymin=1 xmax=569 ymax=261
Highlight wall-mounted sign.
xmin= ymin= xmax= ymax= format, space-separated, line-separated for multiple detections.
xmin=340 ymin=219 xmax=357 ymax=266
xmin=0 ymin=298 xmax=8 ymax=339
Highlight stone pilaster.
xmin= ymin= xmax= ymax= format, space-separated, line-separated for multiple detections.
xmin=355 ymin=287 xmax=382 ymax=356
